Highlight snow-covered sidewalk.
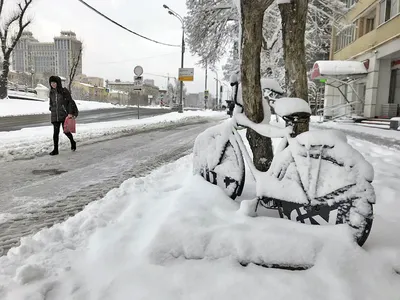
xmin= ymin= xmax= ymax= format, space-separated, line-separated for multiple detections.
xmin=311 ymin=118 xmax=400 ymax=150
xmin=0 ymin=98 xmax=171 ymax=117
xmin=0 ymin=98 xmax=133 ymax=117
xmin=0 ymin=110 xmax=226 ymax=161
xmin=0 ymin=130 xmax=399 ymax=299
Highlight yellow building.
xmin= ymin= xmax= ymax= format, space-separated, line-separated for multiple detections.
xmin=318 ymin=0 xmax=400 ymax=119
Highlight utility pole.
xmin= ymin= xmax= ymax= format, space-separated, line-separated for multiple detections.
xmin=215 ymin=77 xmax=218 ymax=110
xmin=163 ymin=4 xmax=185 ymax=113
xmin=204 ymin=62 xmax=208 ymax=110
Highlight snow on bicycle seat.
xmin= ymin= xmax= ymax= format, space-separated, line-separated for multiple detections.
xmin=272 ymin=97 xmax=311 ymax=118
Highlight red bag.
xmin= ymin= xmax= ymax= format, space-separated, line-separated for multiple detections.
xmin=64 ymin=117 xmax=76 ymax=134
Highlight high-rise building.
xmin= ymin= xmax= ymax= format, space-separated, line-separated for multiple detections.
xmin=12 ymin=31 xmax=83 ymax=79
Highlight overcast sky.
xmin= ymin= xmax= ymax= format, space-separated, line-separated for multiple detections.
xmin=25 ymin=0 xmax=229 ymax=95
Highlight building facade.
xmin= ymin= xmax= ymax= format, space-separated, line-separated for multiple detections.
xmin=106 ymin=79 xmax=160 ymax=106
xmin=324 ymin=0 xmax=400 ymax=118
xmin=12 ymin=31 xmax=83 ymax=80
xmin=76 ymin=74 xmax=104 ymax=87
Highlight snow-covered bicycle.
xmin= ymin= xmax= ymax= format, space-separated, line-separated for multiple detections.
xmin=193 ymin=77 xmax=375 ymax=246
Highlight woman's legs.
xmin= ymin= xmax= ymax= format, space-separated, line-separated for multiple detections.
xmin=50 ymin=122 xmax=61 ymax=155
xmin=50 ymin=121 xmax=76 ymax=155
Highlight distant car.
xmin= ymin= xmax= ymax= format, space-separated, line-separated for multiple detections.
xmin=170 ymin=103 xmax=179 ymax=111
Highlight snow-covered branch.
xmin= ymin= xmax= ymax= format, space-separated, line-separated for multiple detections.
xmin=185 ymin=0 xmax=238 ymax=67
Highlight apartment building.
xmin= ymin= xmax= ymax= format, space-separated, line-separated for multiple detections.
xmin=318 ymin=0 xmax=400 ymax=118
xmin=12 ymin=31 xmax=83 ymax=79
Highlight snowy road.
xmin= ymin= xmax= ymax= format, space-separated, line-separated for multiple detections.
xmin=0 ymin=118 xmax=220 ymax=255
xmin=0 ymin=107 xmax=169 ymax=132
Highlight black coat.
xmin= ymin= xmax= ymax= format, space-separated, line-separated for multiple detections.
xmin=48 ymin=76 xmax=73 ymax=123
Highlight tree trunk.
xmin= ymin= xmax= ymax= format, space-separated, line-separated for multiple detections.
xmin=0 ymin=56 xmax=10 ymax=99
xmin=279 ymin=0 xmax=310 ymax=135
xmin=240 ymin=0 xmax=274 ymax=172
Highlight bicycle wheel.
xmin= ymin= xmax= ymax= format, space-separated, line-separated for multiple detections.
xmin=193 ymin=122 xmax=245 ymax=200
xmin=263 ymin=130 xmax=376 ymax=246
xmin=275 ymin=193 xmax=373 ymax=246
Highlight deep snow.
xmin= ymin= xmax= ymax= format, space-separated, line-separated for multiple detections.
xmin=0 ymin=127 xmax=399 ymax=299
xmin=0 ymin=98 xmax=133 ymax=117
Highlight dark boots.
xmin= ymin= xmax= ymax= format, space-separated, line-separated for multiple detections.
xmin=71 ymin=140 xmax=76 ymax=151
xmin=49 ymin=136 xmax=76 ymax=156
xmin=49 ymin=149 xmax=59 ymax=156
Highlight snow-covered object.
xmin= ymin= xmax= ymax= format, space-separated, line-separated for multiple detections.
xmin=193 ymin=121 xmax=233 ymax=175
xmin=272 ymin=97 xmax=311 ymax=117
xmin=34 ymin=84 xmax=49 ymax=101
xmin=1 ymin=140 xmax=400 ymax=299
xmin=261 ymin=78 xmax=284 ymax=94
xmin=311 ymin=60 xmax=368 ymax=80
xmin=260 ymin=129 xmax=375 ymax=239
xmin=265 ymin=129 xmax=374 ymax=200
xmin=230 ymin=72 xmax=240 ymax=84
xmin=277 ymin=0 xmax=292 ymax=4
xmin=193 ymin=120 xmax=244 ymax=198
xmin=235 ymin=112 xmax=292 ymax=138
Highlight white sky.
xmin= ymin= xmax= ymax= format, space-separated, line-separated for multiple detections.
xmin=24 ymin=0 xmax=229 ymax=95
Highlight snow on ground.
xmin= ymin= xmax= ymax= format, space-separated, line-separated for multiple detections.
xmin=310 ymin=116 xmax=400 ymax=142
xmin=0 ymin=124 xmax=400 ymax=299
xmin=0 ymin=98 xmax=171 ymax=117
xmin=0 ymin=110 xmax=225 ymax=161
xmin=0 ymin=98 xmax=126 ymax=117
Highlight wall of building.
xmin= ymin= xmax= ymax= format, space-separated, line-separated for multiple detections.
xmin=12 ymin=31 xmax=82 ymax=79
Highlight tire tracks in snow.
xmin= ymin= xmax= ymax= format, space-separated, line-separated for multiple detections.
xmin=0 ymin=119 xmax=220 ymax=256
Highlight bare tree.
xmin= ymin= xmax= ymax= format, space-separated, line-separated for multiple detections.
xmin=240 ymin=0 xmax=275 ymax=172
xmin=0 ymin=0 xmax=33 ymax=99
xmin=68 ymin=44 xmax=83 ymax=92
xmin=279 ymin=0 xmax=309 ymax=135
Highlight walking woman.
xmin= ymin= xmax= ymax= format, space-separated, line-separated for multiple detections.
xmin=48 ymin=76 xmax=77 ymax=156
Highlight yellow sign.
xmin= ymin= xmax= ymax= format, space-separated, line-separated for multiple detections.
xmin=179 ymin=75 xmax=194 ymax=81
xmin=179 ymin=68 xmax=194 ymax=81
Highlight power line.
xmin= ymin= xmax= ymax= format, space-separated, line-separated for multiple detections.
xmin=98 ymin=52 xmax=180 ymax=65
xmin=77 ymin=0 xmax=180 ymax=48
xmin=144 ymin=72 xmax=178 ymax=80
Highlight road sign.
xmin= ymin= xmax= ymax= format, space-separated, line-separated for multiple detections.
xmin=134 ymin=65 xmax=143 ymax=76
xmin=179 ymin=68 xmax=194 ymax=81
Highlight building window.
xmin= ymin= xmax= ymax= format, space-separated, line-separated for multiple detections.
xmin=335 ymin=24 xmax=356 ymax=51
xmin=365 ymin=16 xmax=375 ymax=33
xmin=346 ymin=0 xmax=356 ymax=8
xmin=380 ymin=0 xmax=399 ymax=24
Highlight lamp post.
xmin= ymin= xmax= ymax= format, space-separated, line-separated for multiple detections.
xmin=163 ymin=4 xmax=185 ymax=113
xmin=214 ymin=75 xmax=219 ymax=110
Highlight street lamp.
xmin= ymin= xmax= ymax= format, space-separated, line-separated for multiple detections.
xmin=163 ymin=4 xmax=185 ymax=113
